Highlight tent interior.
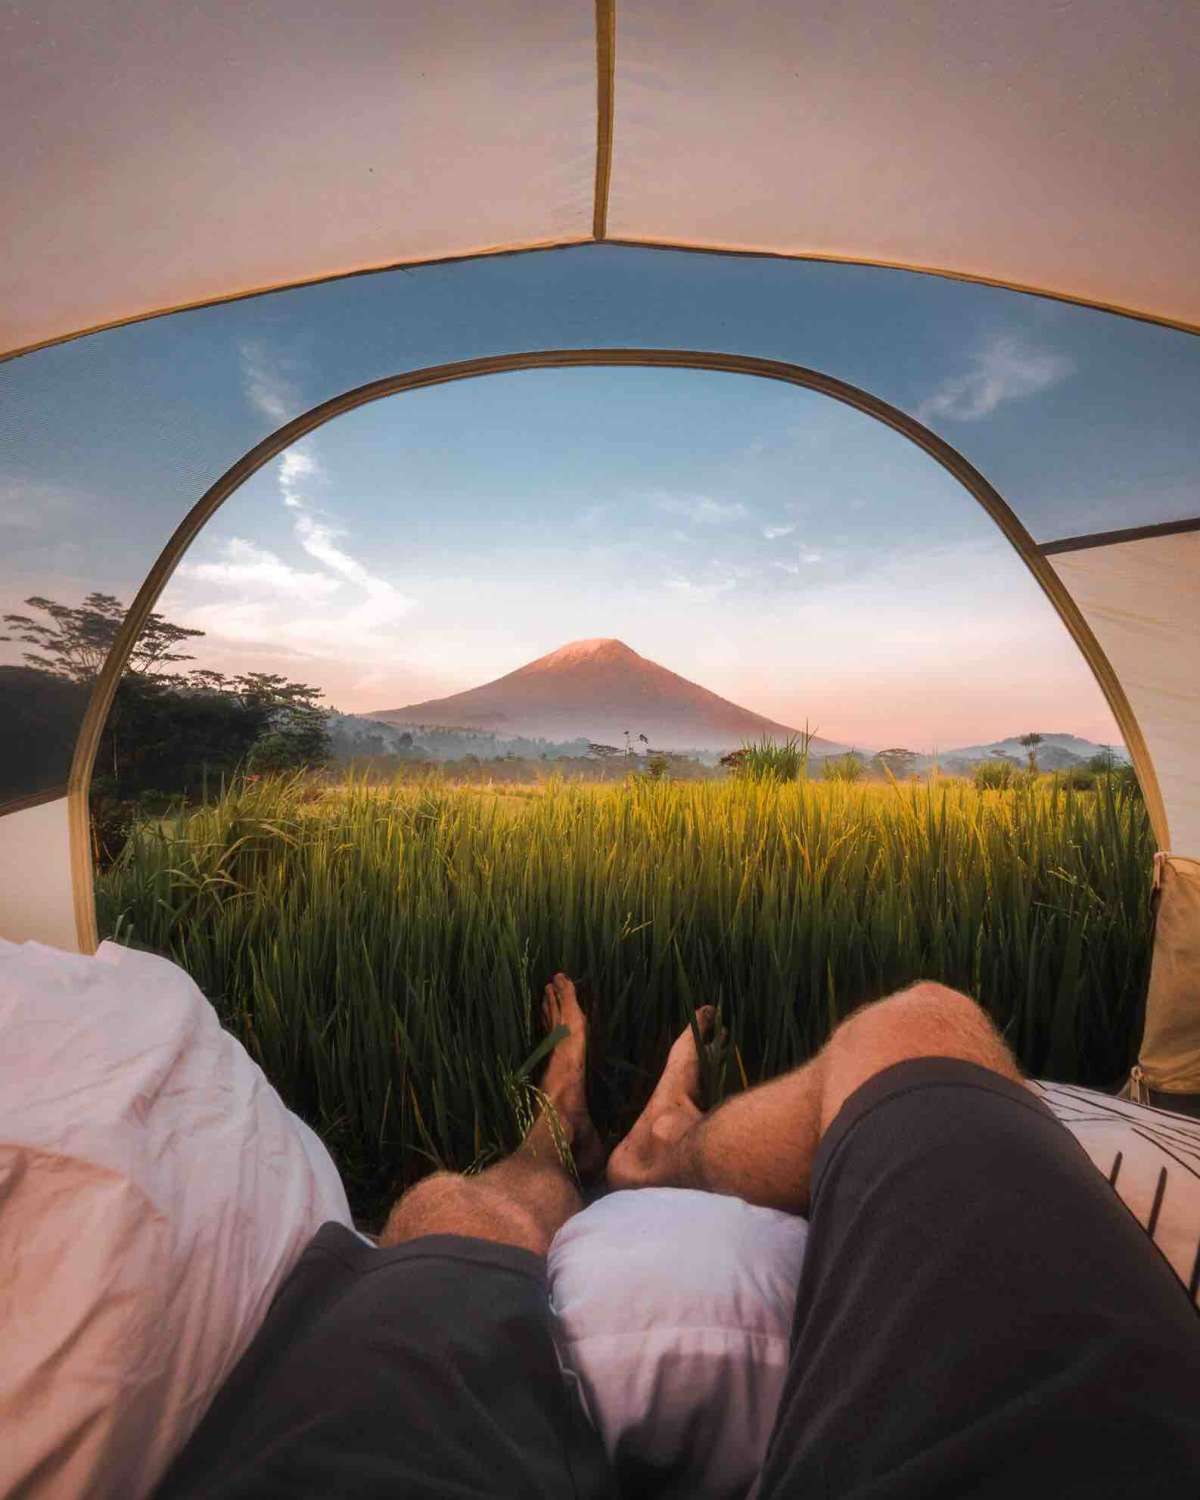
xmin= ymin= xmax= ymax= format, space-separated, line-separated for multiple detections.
xmin=2 ymin=0 xmax=1200 ymax=1491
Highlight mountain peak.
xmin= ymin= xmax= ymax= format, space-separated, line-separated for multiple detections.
xmin=530 ymin=638 xmax=641 ymax=670
xmin=368 ymin=636 xmax=849 ymax=752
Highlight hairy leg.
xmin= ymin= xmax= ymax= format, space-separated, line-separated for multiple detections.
xmin=381 ymin=973 xmax=602 ymax=1255
xmin=607 ymin=980 xmax=1020 ymax=1213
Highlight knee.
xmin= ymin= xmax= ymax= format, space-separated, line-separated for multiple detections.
xmin=819 ymin=979 xmax=1020 ymax=1131
xmin=884 ymin=979 xmax=989 ymax=1031
xmin=397 ymin=1171 xmax=477 ymax=1221
xmin=380 ymin=1172 xmax=477 ymax=1246
xmin=380 ymin=1172 xmax=548 ymax=1255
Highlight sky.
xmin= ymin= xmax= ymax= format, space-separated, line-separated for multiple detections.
xmin=157 ymin=360 xmax=1121 ymax=751
xmin=4 ymin=243 xmax=1198 ymax=755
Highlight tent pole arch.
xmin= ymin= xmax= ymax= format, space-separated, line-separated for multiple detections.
xmin=64 ymin=347 xmax=1168 ymax=950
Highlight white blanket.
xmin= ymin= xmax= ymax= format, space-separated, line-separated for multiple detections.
xmin=0 ymin=938 xmax=351 ymax=1500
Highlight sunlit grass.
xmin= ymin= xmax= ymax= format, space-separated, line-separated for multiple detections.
xmin=96 ymin=772 xmax=1154 ymax=1221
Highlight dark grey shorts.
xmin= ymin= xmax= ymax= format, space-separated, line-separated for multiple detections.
xmin=156 ymin=1231 xmax=614 ymax=1499
xmin=159 ymin=1060 xmax=1200 ymax=1498
xmin=756 ymin=1058 xmax=1200 ymax=1498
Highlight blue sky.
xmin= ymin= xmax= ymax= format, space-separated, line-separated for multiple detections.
xmin=4 ymin=244 xmax=1198 ymax=750
xmin=161 ymin=363 xmax=1117 ymax=749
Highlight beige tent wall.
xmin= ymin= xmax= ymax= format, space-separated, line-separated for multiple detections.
xmin=609 ymin=1 xmax=1200 ymax=329
xmin=5 ymin=0 xmax=1200 ymax=358
xmin=0 ymin=798 xmax=79 ymax=951
xmin=1 ymin=0 xmax=597 ymax=356
xmin=1049 ymin=532 xmax=1200 ymax=856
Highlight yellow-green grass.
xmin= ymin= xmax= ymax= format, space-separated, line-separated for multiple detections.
xmin=96 ymin=773 xmax=1154 ymax=1222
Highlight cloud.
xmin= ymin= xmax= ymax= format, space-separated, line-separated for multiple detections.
xmin=663 ymin=575 xmax=738 ymax=603
xmin=762 ymin=523 xmax=796 ymax=540
xmin=655 ymin=493 xmax=748 ymax=525
xmin=0 ymin=477 xmax=83 ymax=531
xmin=771 ymin=547 xmax=823 ymax=577
xmin=239 ymin=340 xmax=303 ymax=425
xmin=180 ymin=538 xmax=342 ymax=599
xmin=278 ymin=447 xmax=317 ymax=509
xmin=168 ymin=414 xmax=418 ymax=674
xmin=917 ymin=334 xmax=1074 ymax=423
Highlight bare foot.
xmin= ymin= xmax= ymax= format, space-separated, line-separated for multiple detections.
xmin=536 ymin=973 xmax=604 ymax=1178
xmin=606 ymin=1007 xmax=717 ymax=1189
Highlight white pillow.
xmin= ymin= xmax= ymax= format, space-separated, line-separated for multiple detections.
xmin=548 ymin=1086 xmax=1200 ymax=1500
xmin=547 ymin=1187 xmax=807 ymax=1499
xmin=0 ymin=938 xmax=352 ymax=1500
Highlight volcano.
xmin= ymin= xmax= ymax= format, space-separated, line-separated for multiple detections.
xmin=368 ymin=638 xmax=847 ymax=753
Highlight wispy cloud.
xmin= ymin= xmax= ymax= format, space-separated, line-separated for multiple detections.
xmin=655 ymin=493 xmax=748 ymax=525
xmin=181 ymin=538 xmax=342 ymax=598
xmin=772 ymin=548 xmax=823 ymax=576
xmin=239 ymin=340 xmax=302 ymax=425
xmin=0 ymin=477 xmax=81 ymax=532
xmin=278 ymin=447 xmax=317 ymax=510
xmin=762 ymin=523 xmax=796 ymax=540
xmin=178 ymin=347 xmax=418 ymax=660
xmin=663 ymin=574 xmax=738 ymax=603
xmin=917 ymin=334 xmax=1074 ymax=423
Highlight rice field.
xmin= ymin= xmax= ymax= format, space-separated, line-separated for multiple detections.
xmin=96 ymin=772 xmax=1154 ymax=1222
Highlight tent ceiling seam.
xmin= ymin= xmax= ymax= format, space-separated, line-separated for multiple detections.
xmin=593 ymin=0 xmax=616 ymax=240
xmin=6 ymin=241 xmax=1200 ymax=368
xmin=1040 ymin=516 xmax=1200 ymax=556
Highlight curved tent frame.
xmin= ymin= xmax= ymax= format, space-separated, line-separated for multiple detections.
xmin=58 ymin=347 xmax=1165 ymax=951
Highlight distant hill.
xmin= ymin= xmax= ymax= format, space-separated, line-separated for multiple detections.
xmin=367 ymin=638 xmax=850 ymax=755
xmin=932 ymin=733 xmax=1129 ymax=775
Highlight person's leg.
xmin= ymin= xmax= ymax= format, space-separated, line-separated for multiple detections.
xmin=381 ymin=971 xmax=602 ymax=1255
xmin=159 ymin=972 xmax=615 ymax=1500
xmin=611 ymin=981 xmax=1200 ymax=1498
xmin=607 ymin=978 xmax=1018 ymax=1207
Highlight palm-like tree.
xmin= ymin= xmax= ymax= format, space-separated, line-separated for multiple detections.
xmin=1018 ymin=732 xmax=1044 ymax=773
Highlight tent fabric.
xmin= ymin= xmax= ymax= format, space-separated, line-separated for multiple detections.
xmin=1049 ymin=531 xmax=1200 ymax=855
xmin=0 ymin=796 xmax=78 ymax=950
xmin=608 ymin=1 xmax=1200 ymax=330
xmin=0 ymin=0 xmax=597 ymax=357
xmin=1135 ymin=857 xmax=1200 ymax=1094
xmin=3 ymin=0 xmax=1200 ymax=359
xmin=0 ymin=938 xmax=351 ymax=1499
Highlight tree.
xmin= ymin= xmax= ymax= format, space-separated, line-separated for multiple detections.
xmin=5 ymin=593 xmax=330 ymax=800
xmin=875 ymin=747 xmax=919 ymax=779
xmin=1 ymin=593 xmax=203 ymax=681
xmin=1086 ymin=746 xmax=1118 ymax=775
xmin=587 ymin=743 xmax=622 ymax=761
xmin=1018 ymin=732 xmax=1044 ymax=773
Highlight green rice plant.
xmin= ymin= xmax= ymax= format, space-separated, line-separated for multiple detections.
xmin=973 ymin=758 xmax=1018 ymax=790
xmin=730 ymin=729 xmax=814 ymax=782
xmin=821 ymin=753 xmax=865 ymax=783
xmin=96 ymin=770 xmax=1154 ymax=1224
